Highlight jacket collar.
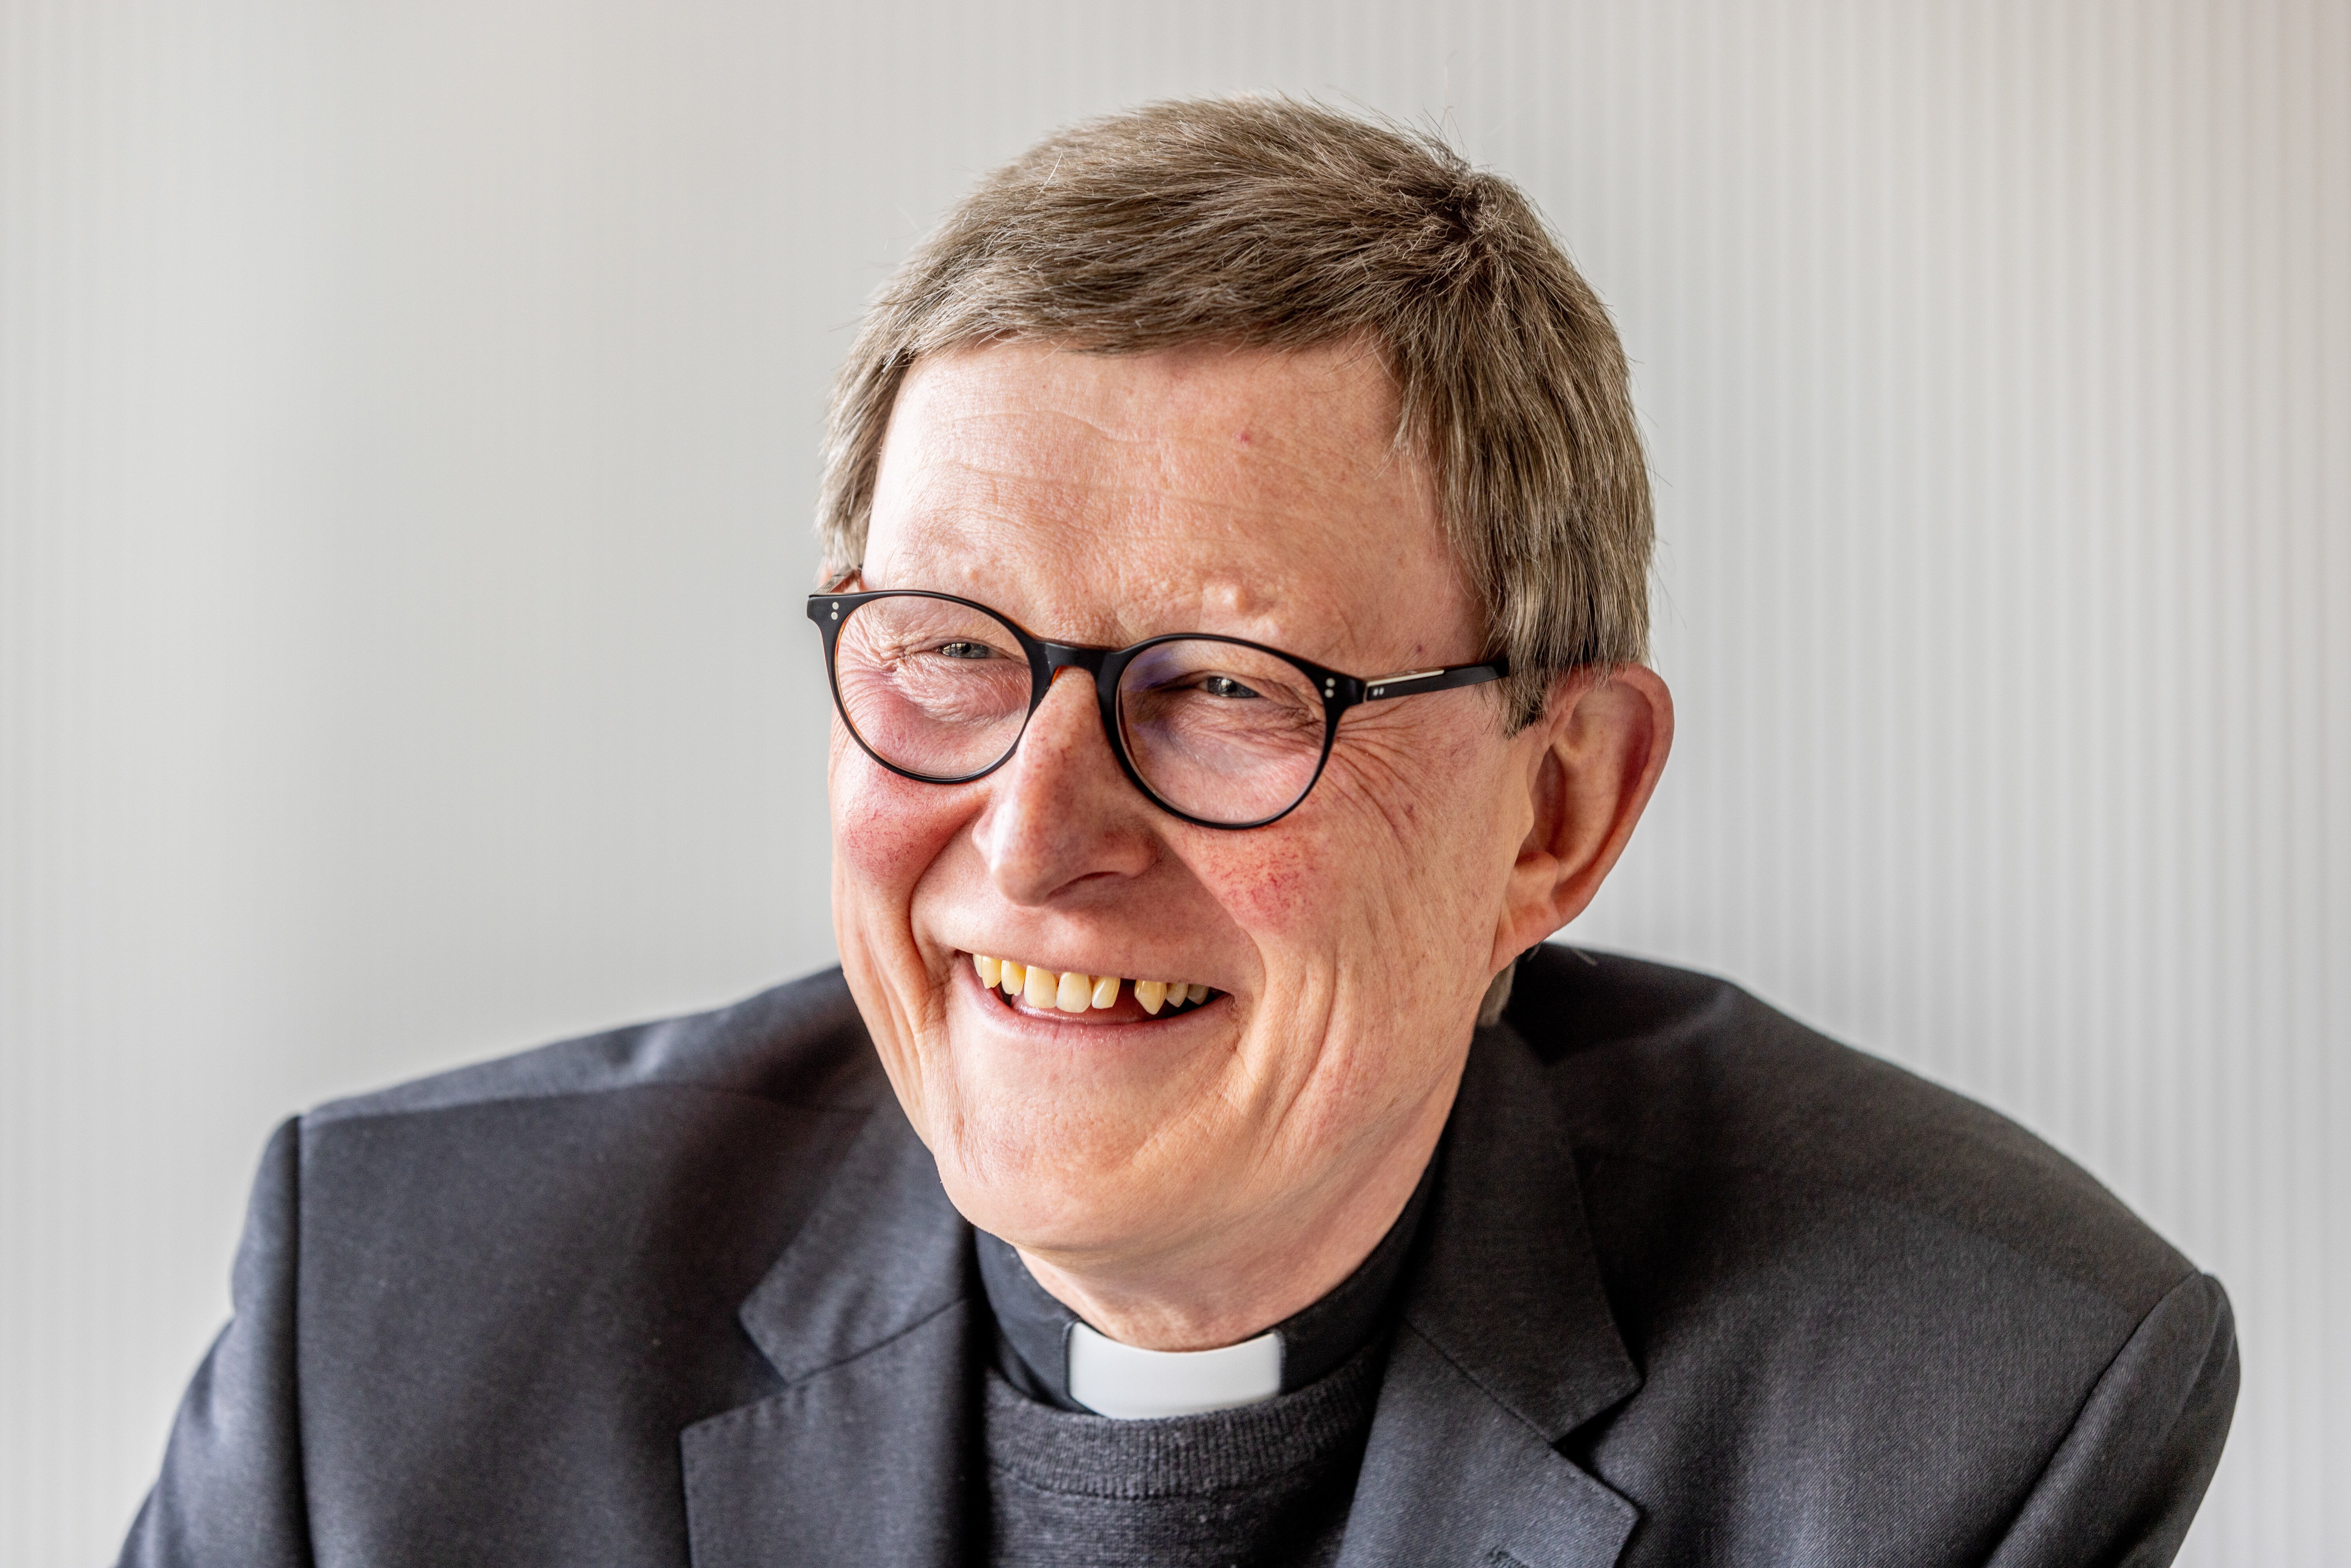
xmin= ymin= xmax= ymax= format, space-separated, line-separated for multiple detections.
xmin=683 ymin=1020 xmax=1639 ymax=1568
xmin=1336 ymin=1021 xmax=1643 ymax=1566
xmin=1404 ymin=1020 xmax=1641 ymax=1439
xmin=680 ymin=1095 xmax=979 ymax=1568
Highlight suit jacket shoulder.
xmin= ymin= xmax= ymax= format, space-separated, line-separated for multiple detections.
xmin=1503 ymin=945 xmax=2233 ymax=1567
xmin=123 ymin=969 xmax=902 ymax=1568
xmin=1511 ymin=945 xmax=2188 ymax=1315
xmin=308 ymin=966 xmax=891 ymax=1128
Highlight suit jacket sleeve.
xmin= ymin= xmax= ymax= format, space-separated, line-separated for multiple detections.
xmin=1985 ymin=1270 xmax=2239 ymax=1568
xmin=118 ymin=1118 xmax=314 ymax=1568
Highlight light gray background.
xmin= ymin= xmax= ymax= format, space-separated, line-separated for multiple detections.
xmin=4 ymin=1 xmax=2344 ymax=1562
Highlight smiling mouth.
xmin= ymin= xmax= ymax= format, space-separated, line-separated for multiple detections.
xmin=965 ymin=953 xmax=1219 ymax=1019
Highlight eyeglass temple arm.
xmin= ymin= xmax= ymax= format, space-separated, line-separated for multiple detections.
xmin=1361 ymin=658 xmax=1511 ymax=702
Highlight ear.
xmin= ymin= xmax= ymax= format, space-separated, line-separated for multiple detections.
xmin=1489 ymin=664 xmax=1674 ymax=970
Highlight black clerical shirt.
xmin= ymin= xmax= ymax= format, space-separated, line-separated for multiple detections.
xmin=972 ymin=1164 xmax=1435 ymax=1564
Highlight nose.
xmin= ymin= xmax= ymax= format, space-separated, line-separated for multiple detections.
xmin=972 ymin=667 xmax=1156 ymax=905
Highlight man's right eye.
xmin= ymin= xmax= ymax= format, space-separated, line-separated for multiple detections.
xmin=935 ymin=641 xmax=995 ymax=660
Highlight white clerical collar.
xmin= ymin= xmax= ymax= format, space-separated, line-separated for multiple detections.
xmin=974 ymin=1157 xmax=1438 ymax=1420
xmin=1065 ymin=1321 xmax=1284 ymax=1418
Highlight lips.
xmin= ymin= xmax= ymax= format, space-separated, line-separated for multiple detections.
xmin=967 ymin=953 xmax=1216 ymax=1017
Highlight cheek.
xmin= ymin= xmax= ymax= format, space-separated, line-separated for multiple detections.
xmin=1204 ymin=728 xmax=1508 ymax=949
xmin=1188 ymin=813 xmax=1451 ymax=959
xmin=830 ymin=733 xmax=967 ymax=905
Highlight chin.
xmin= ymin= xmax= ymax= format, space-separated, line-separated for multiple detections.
xmin=935 ymin=1142 xmax=1207 ymax=1258
xmin=926 ymin=1072 xmax=1243 ymax=1257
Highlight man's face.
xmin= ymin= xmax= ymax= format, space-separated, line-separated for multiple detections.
xmin=830 ymin=340 xmax=1548 ymax=1302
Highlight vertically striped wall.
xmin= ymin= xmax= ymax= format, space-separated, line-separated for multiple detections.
xmin=4 ymin=2 xmax=2342 ymax=1561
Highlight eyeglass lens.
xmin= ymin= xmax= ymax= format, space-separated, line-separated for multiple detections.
xmin=1114 ymin=638 xmax=1326 ymax=822
xmin=830 ymin=596 xmax=1329 ymax=825
xmin=833 ymin=595 xmax=1032 ymax=779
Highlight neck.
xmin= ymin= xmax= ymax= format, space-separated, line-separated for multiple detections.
xmin=1014 ymin=1094 xmax=1451 ymax=1351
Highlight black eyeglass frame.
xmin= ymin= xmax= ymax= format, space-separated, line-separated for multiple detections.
xmin=807 ymin=588 xmax=1511 ymax=830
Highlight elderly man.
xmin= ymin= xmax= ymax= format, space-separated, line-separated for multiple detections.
xmin=123 ymin=99 xmax=2235 ymax=1568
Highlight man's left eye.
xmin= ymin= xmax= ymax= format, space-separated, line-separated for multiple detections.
xmin=1199 ymin=676 xmax=1261 ymax=699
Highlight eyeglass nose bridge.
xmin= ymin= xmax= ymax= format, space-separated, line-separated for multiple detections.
xmin=1026 ymin=639 xmax=1116 ymax=713
xmin=1036 ymin=640 xmax=1111 ymax=675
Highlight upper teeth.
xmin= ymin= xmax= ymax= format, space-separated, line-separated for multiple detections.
xmin=970 ymin=954 xmax=1211 ymax=1015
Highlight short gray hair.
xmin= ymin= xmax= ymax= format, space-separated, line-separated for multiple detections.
xmin=818 ymin=95 xmax=1652 ymax=726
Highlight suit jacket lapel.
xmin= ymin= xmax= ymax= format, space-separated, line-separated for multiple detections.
xmin=681 ymin=1098 xmax=976 ymax=1568
xmin=1339 ymin=1025 xmax=1643 ymax=1568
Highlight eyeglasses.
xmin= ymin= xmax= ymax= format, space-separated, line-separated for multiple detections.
xmin=808 ymin=588 xmax=1509 ymax=829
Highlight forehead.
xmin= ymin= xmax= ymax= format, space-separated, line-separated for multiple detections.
xmin=863 ymin=340 xmax=1475 ymax=666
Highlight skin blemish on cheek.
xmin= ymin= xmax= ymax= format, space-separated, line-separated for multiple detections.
xmin=1199 ymin=833 xmax=1320 ymax=929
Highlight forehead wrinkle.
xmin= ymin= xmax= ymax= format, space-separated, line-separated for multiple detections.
xmin=929 ymin=409 xmax=1403 ymax=528
xmin=912 ymin=349 xmax=1409 ymax=479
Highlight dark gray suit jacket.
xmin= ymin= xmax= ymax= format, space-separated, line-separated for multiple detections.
xmin=121 ymin=949 xmax=2237 ymax=1567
